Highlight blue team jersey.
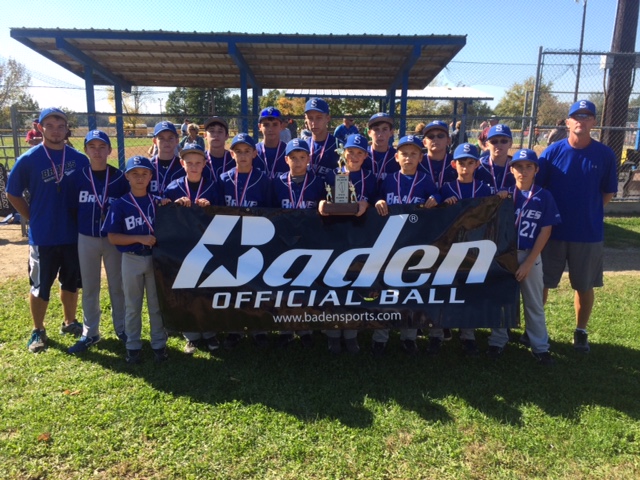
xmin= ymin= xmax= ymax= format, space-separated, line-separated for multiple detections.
xmin=149 ymin=155 xmax=184 ymax=196
xmin=363 ymin=147 xmax=399 ymax=182
xmin=204 ymin=151 xmax=234 ymax=182
xmin=508 ymin=185 xmax=561 ymax=250
xmin=333 ymin=124 xmax=359 ymax=144
xmin=7 ymin=144 xmax=89 ymax=246
xmin=308 ymin=134 xmax=340 ymax=180
xmin=476 ymin=155 xmax=515 ymax=194
xmin=419 ymin=153 xmax=458 ymax=189
xmin=101 ymin=193 xmax=161 ymax=254
xmin=538 ymin=138 xmax=617 ymax=242
xmin=272 ymin=170 xmax=325 ymax=209
xmin=164 ymin=176 xmax=219 ymax=205
xmin=71 ymin=165 xmax=130 ymax=237
xmin=378 ymin=171 xmax=439 ymax=205
xmin=254 ymin=141 xmax=288 ymax=179
xmin=440 ymin=179 xmax=492 ymax=201
xmin=219 ymin=167 xmax=271 ymax=207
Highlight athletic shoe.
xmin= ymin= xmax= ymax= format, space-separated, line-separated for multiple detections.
xmin=426 ymin=337 xmax=442 ymax=356
xmin=60 ymin=320 xmax=83 ymax=337
xmin=299 ymin=333 xmax=314 ymax=349
xmin=252 ymin=333 xmax=269 ymax=349
xmin=153 ymin=347 xmax=169 ymax=363
xmin=224 ymin=333 xmax=242 ymax=350
xmin=371 ymin=341 xmax=386 ymax=357
xmin=573 ymin=330 xmax=590 ymax=353
xmin=205 ymin=336 xmax=220 ymax=352
xmin=519 ymin=331 xmax=531 ymax=348
xmin=184 ymin=340 xmax=199 ymax=355
xmin=461 ymin=339 xmax=480 ymax=357
xmin=532 ymin=350 xmax=556 ymax=366
xmin=401 ymin=339 xmax=418 ymax=355
xmin=116 ymin=331 xmax=128 ymax=344
xmin=67 ymin=335 xmax=101 ymax=354
xmin=277 ymin=333 xmax=294 ymax=349
xmin=443 ymin=328 xmax=453 ymax=341
xmin=486 ymin=345 xmax=505 ymax=360
xmin=27 ymin=329 xmax=47 ymax=353
xmin=328 ymin=337 xmax=342 ymax=355
xmin=126 ymin=349 xmax=142 ymax=364
xmin=344 ymin=338 xmax=360 ymax=355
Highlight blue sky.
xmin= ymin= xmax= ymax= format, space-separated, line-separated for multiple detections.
xmin=1 ymin=0 xmax=637 ymax=112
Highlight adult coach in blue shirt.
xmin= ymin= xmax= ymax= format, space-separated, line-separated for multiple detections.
xmin=333 ymin=114 xmax=359 ymax=145
xmin=538 ymin=100 xmax=618 ymax=353
xmin=7 ymin=107 xmax=90 ymax=353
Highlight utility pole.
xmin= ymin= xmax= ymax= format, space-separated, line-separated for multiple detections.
xmin=601 ymin=0 xmax=639 ymax=164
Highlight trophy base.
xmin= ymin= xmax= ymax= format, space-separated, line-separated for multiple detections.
xmin=323 ymin=202 xmax=359 ymax=215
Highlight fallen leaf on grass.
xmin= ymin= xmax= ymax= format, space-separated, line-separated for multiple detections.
xmin=62 ymin=389 xmax=81 ymax=396
xmin=37 ymin=433 xmax=51 ymax=442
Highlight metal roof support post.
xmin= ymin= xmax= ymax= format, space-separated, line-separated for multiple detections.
xmin=399 ymin=73 xmax=409 ymax=137
xmin=114 ymin=85 xmax=125 ymax=170
xmin=452 ymin=100 xmax=458 ymax=127
xmin=240 ymin=70 xmax=249 ymax=134
xmin=252 ymin=88 xmax=262 ymax=139
xmin=387 ymin=89 xmax=396 ymax=118
xmin=460 ymin=101 xmax=469 ymax=139
xmin=84 ymin=66 xmax=97 ymax=131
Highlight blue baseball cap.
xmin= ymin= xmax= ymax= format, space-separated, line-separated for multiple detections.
xmin=396 ymin=135 xmax=424 ymax=150
xmin=259 ymin=106 xmax=283 ymax=122
xmin=125 ymin=156 xmax=154 ymax=173
xmin=285 ymin=138 xmax=310 ymax=156
xmin=38 ymin=107 xmax=67 ymax=124
xmin=453 ymin=143 xmax=480 ymax=161
xmin=305 ymin=98 xmax=330 ymax=114
xmin=422 ymin=120 xmax=449 ymax=136
xmin=487 ymin=124 xmax=512 ymax=139
xmin=230 ymin=133 xmax=256 ymax=150
xmin=179 ymin=143 xmax=206 ymax=159
xmin=154 ymin=121 xmax=178 ymax=137
xmin=367 ymin=112 xmax=394 ymax=128
xmin=343 ymin=134 xmax=369 ymax=152
xmin=510 ymin=148 xmax=539 ymax=166
xmin=568 ymin=99 xmax=596 ymax=117
xmin=84 ymin=130 xmax=111 ymax=147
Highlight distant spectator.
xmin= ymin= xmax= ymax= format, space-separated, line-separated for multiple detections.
xmin=287 ymin=118 xmax=298 ymax=139
xmin=413 ymin=122 xmax=425 ymax=141
xmin=25 ymin=119 xmax=43 ymax=146
xmin=450 ymin=120 xmax=468 ymax=153
xmin=280 ymin=122 xmax=292 ymax=143
xmin=333 ymin=114 xmax=359 ymax=145
xmin=478 ymin=115 xmax=499 ymax=152
xmin=180 ymin=123 xmax=205 ymax=149
xmin=181 ymin=119 xmax=190 ymax=137
xmin=546 ymin=119 xmax=567 ymax=145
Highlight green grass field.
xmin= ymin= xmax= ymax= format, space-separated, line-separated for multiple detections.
xmin=0 ymin=221 xmax=639 ymax=479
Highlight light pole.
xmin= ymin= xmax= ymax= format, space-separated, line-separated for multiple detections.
xmin=574 ymin=0 xmax=588 ymax=102
xmin=158 ymin=98 xmax=163 ymax=121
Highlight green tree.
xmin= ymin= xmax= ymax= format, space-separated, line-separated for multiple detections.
xmin=0 ymin=58 xmax=31 ymax=128
xmin=106 ymin=86 xmax=154 ymax=126
xmin=495 ymin=77 xmax=567 ymax=126
xmin=165 ymin=87 xmax=239 ymax=122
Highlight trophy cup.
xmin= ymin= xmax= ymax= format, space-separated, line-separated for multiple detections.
xmin=323 ymin=148 xmax=358 ymax=215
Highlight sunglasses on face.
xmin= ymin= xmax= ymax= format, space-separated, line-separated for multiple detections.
xmin=489 ymin=138 xmax=510 ymax=145
xmin=426 ymin=133 xmax=447 ymax=140
xmin=570 ymin=114 xmax=595 ymax=120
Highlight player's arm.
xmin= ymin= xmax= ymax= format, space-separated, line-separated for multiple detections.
xmin=515 ymin=225 xmax=552 ymax=282
xmin=603 ymin=192 xmax=614 ymax=206
xmin=7 ymin=193 xmax=30 ymax=220
xmin=108 ymin=232 xmax=156 ymax=247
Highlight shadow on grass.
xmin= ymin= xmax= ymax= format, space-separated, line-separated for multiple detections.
xmin=75 ymin=330 xmax=640 ymax=428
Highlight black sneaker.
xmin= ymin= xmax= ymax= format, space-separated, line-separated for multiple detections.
xmin=443 ymin=329 xmax=453 ymax=341
xmin=27 ymin=329 xmax=48 ymax=353
xmin=344 ymin=338 xmax=360 ymax=355
xmin=224 ymin=333 xmax=242 ymax=350
xmin=205 ymin=336 xmax=220 ymax=352
xmin=277 ymin=333 xmax=294 ymax=349
xmin=328 ymin=337 xmax=342 ymax=355
xmin=426 ymin=337 xmax=442 ymax=356
xmin=126 ymin=349 xmax=142 ymax=364
xmin=573 ymin=330 xmax=590 ymax=353
xmin=116 ymin=331 xmax=128 ymax=344
xmin=532 ymin=350 xmax=556 ymax=366
xmin=60 ymin=320 xmax=83 ymax=337
xmin=299 ymin=333 xmax=314 ymax=349
xmin=462 ymin=339 xmax=480 ymax=357
xmin=153 ymin=347 xmax=169 ymax=363
xmin=252 ymin=333 xmax=269 ymax=349
xmin=519 ymin=331 xmax=531 ymax=348
xmin=401 ymin=339 xmax=418 ymax=356
xmin=184 ymin=340 xmax=200 ymax=355
xmin=371 ymin=341 xmax=386 ymax=357
xmin=487 ymin=345 xmax=505 ymax=360
xmin=67 ymin=335 xmax=101 ymax=354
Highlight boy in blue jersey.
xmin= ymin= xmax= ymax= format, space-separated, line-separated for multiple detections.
xmin=102 ymin=156 xmax=170 ymax=364
xmin=318 ymin=133 xmax=376 ymax=354
xmin=364 ymin=113 xmax=399 ymax=182
xmin=273 ymin=138 xmax=326 ymax=349
xmin=7 ymin=107 xmax=90 ymax=353
xmin=488 ymin=149 xmax=561 ymax=365
xmin=428 ymin=143 xmax=498 ymax=357
xmin=374 ymin=135 xmax=439 ymax=356
xmin=149 ymin=121 xmax=185 ymax=196
xmin=204 ymin=116 xmax=233 ymax=181
xmin=475 ymin=124 xmax=515 ymax=194
xmin=255 ymin=107 xmax=289 ymax=179
xmin=67 ymin=130 xmax=130 ymax=354
xmin=304 ymin=98 xmax=340 ymax=181
xmin=164 ymin=144 xmax=220 ymax=354
xmin=219 ymin=134 xmax=272 ymax=349
xmin=420 ymin=121 xmax=457 ymax=189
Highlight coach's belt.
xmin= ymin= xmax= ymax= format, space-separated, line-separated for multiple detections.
xmin=127 ymin=250 xmax=153 ymax=257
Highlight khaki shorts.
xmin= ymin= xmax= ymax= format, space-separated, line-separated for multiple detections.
xmin=542 ymin=239 xmax=603 ymax=291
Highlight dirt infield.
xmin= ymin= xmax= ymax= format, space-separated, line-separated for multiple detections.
xmin=1 ymin=218 xmax=638 ymax=281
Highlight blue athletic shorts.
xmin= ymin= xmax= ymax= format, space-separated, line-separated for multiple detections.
xmin=29 ymin=244 xmax=82 ymax=301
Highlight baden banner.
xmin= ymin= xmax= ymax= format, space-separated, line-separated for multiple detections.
xmin=153 ymin=196 xmax=521 ymax=332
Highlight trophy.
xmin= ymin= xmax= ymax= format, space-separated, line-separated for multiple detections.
xmin=323 ymin=147 xmax=358 ymax=215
